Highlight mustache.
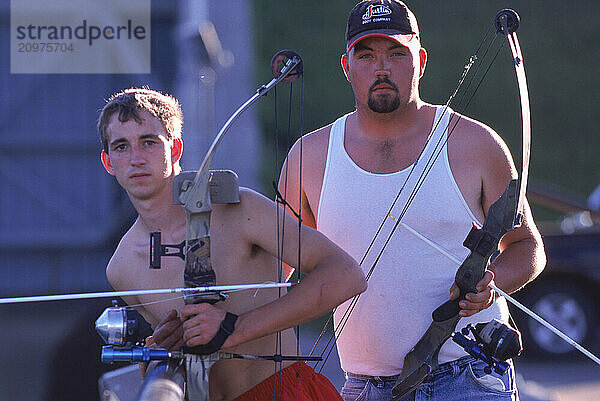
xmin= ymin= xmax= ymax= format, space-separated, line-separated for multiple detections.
xmin=369 ymin=78 xmax=399 ymax=93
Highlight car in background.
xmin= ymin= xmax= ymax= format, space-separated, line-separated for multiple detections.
xmin=510 ymin=182 xmax=600 ymax=358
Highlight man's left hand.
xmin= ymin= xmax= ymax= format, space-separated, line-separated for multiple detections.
xmin=449 ymin=270 xmax=496 ymax=317
xmin=181 ymin=303 xmax=227 ymax=347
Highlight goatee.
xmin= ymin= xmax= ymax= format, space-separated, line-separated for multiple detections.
xmin=368 ymin=94 xmax=401 ymax=113
xmin=367 ymin=78 xmax=401 ymax=113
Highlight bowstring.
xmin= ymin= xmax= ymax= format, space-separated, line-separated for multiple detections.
xmin=295 ymin=73 xmax=305 ymax=401
xmin=273 ymin=83 xmax=284 ymax=400
xmin=273 ymin=69 xmax=305 ymax=400
xmin=381 ymin=38 xmax=507 ymax=255
xmin=311 ymin=21 xmax=508 ymax=373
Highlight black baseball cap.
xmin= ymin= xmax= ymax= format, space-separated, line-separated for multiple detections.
xmin=346 ymin=0 xmax=420 ymax=52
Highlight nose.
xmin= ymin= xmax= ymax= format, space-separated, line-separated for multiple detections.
xmin=375 ymin=56 xmax=390 ymax=79
xmin=129 ymin=145 xmax=145 ymax=165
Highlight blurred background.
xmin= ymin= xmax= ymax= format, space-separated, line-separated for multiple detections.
xmin=1 ymin=0 xmax=599 ymax=400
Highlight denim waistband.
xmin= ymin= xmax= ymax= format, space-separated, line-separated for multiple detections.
xmin=345 ymin=356 xmax=478 ymax=383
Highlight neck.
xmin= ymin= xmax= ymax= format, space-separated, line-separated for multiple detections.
xmin=352 ymin=98 xmax=430 ymax=140
xmin=130 ymin=178 xmax=186 ymax=236
xmin=136 ymin=202 xmax=186 ymax=236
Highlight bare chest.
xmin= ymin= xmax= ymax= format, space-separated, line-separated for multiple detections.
xmin=345 ymin=134 xmax=425 ymax=174
xmin=126 ymin=225 xmax=281 ymax=325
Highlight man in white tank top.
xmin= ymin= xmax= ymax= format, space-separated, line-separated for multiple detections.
xmin=278 ymin=1 xmax=546 ymax=401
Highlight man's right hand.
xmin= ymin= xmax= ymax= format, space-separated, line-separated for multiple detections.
xmin=139 ymin=309 xmax=185 ymax=378
xmin=152 ymin=309 xmax=185 ymax=349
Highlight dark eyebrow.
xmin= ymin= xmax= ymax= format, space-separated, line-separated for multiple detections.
xmin=109 ymin=137 xmax=129 ymax=148
xmin=352 ymin=42 xmax=373 ymax=53
xmin=139 ymin=134 xmax=162 ymax=141
xmin=109 ymin=134 xmax=161 ymax=148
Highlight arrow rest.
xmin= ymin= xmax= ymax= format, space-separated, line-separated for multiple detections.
xmin=495 ymin=9 xmax=520 ymax=35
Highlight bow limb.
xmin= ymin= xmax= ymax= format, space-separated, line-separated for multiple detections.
xmin=178 ymin=53 xmax=303 ymax=217
xmin=177 ymin=54 xmax=303 ymax=302
xmin=453 ymin=8 xmax=532 ymax=301
xmin=175 ymin=54 xmax=302 ymax=307
xmin=176 ymin=91 xmax=268 ymax=305
xmin=498 ymin=9 xmax=531 ymax=228
xmin=178 ymin=52 xmax=303 ymax=214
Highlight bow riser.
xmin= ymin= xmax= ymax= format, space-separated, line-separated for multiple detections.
xmin=455 ymin=178 xmax=519 ymax=295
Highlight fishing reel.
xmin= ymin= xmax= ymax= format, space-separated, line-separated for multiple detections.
xmin=451 ymin=319 xmax=522 ymax=375
xmin=95 ymin=302 xmax=151 ymax=346
xmin=95 ymin=302 xmax=173 ymax=364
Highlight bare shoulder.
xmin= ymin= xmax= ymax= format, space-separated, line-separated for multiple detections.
xmin=220 ymin=187 xmax=274 ymax=227
xmin=280 ymin=120 xmax=337 ymax=225
xmin=447 ymin=112 xmax=518 ymax=217
xmin=219 ymin=187 xmax=299 ymax=245
xmin=448 ymin=111 xmax=517 ymax=181
xmin=212 ymin=187 xmax=269 ymax=234
xmin=449 ymin=112 xmax=515 ymax=167
xmin=212 ymin=187 xmax=283 ymax=265
xmin=106 ymin=219 xmax=146 ymax=291
xmin=285 ymin=123 xmax=332 ymax=175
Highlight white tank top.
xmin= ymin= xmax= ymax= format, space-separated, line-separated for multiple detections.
xmin=317 ymin=106 xmax=509 ymax=376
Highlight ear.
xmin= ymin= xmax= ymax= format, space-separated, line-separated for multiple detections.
xmin=171 ymin=137 xmax=183 ymax=164
xmin=340 ymin=53 xmax=350 ymax=82
xmin=101 ymin=151 xmax=114 ymax=175
xmin=418 ymin=47 xmax=427 ymax=78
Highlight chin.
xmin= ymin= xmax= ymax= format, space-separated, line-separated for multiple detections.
xmin=367 ymin=98 xmax=401 ymax=114
xmin=126 ymin=186 xmax=159 ymax=202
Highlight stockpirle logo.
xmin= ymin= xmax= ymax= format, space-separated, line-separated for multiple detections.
xmin=362 ymin=4 xmax=392 ymax=21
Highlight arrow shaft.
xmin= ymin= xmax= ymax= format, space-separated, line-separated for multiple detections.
xmin=0 ymin=282 xmax=293 ymax=304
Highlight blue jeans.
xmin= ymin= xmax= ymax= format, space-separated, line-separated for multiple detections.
xmin=340 ymin=357 xmax=519 ymax=401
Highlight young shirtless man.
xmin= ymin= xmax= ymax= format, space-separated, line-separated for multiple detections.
xmin=279 ymin=1 xmax=545 ymax=400
xmin=98 ymin=88 xmax=366 ymax=400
